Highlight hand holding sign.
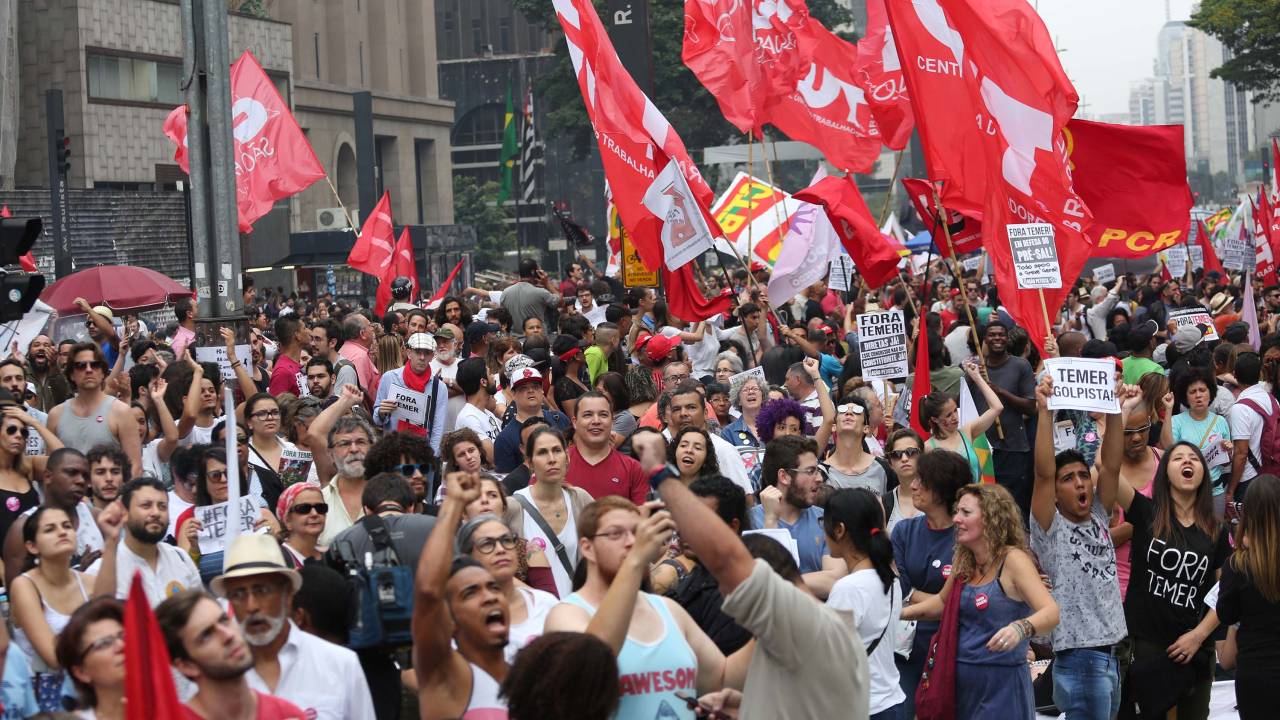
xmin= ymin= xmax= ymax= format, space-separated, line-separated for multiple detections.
xmin=1035 ymin=374 xmax=1054 ymax=413
xmin=1042 ymin=357 xmax=1119 ymax=413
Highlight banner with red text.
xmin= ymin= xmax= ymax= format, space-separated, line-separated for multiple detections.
xmin=710 ymin=172 xmax=802 ymax=268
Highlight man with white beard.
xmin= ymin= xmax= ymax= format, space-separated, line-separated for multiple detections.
xmin=431 ymin=324 xmax=467 ymax=433
xmin=212 ymin=534 xmax=375 ymax=720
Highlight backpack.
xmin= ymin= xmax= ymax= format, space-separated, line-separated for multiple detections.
xmin=334 ymin=514 xmax=415 ymax=650
xmin=332 ymin=357 xmax=373 ymax=412
xmin=1236 ymin=395 xmax=1280 ymax=477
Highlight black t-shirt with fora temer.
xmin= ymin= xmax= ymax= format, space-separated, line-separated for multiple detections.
xmin=1123 ymin=493 xmax=1230 ymax=646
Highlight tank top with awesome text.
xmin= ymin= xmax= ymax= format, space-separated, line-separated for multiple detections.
xmin=461 ymin=662 xmax=508 ymax=719
xmin=562 ymin=592 xmax=698 ymax=720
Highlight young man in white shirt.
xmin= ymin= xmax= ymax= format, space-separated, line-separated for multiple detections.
xmin=1228 ymin=351 xmax=1270 ymax=519
xmin=114 ymin=477 xmax=202 ymax=605
xmin=453 ymin=358 xmax=501 ymax=465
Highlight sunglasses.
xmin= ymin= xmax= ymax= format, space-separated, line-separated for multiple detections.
xmin=4 ymin=425 xmax=28 ymax=439
xmin=289 ymin=502 xmax=328 ymax=516
xmin=835 ymin=404 xmax=865 ymax=415
xmin=72 ymin=360 xmax=104 ymax=372
xmin=395 ymin=463 xmax=430 ymax=477
xmin=1123 ymin=424 xmax=1152 ymax=436
xmin=888 ymin=447 xmax=922 ymax=460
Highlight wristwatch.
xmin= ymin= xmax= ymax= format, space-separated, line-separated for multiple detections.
xmin=647 ymin=463 xmax=681 ymax=493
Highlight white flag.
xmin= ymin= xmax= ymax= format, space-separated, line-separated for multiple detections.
xmin=642 ymin=160 xmax=716 ymax=271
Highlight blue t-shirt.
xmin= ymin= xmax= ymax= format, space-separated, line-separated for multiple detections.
xmin=891 ymin=514 xmax=956 ymax=642
xmin=100 ymin=339 xmax=118 ymax=367
xmin=1 ymin=645 xmax=39 ymax=719
xmin=493 ymin=408 xmax=571 ymax=473
xmin=748 ymin=504 xmax=827 ymax=573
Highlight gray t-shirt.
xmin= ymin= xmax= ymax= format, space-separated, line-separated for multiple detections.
xmin=1029 ymin=495 xmax=1127 ymax=651
xmin=325 ymin=513 xmax=437 ymax=574
xmin=967 ymin=355 xmax=1035 ymax=452
xmin=824 ymin=460 xmax=889 ymax=496
xmin=500 ymin=281 xmax=561 ymax=335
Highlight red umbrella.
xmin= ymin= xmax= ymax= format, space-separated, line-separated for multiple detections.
xmin=41 ymin=266 xmax=194 ymax=314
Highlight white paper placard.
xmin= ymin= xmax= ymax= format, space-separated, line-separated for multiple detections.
xmin=1189 ymin=245 xmax=1204 ymax=268
xmin=195 ymin=496 xmax=259 ymax=555
xmin=1044 ymin=357 xmax=1118 ymax=413
xmin=1165 ymin=246 xmax=1188 ymax=278
xmin=1168 ymin=306 xmax=1220 ymax=342
xmin=828 ymin=255 xmax=854 ymax=292
xmin=1053 ymin=419 xmax=1078 ymax=453
xmin=195 ymin=345 xmax=252 ymax=381
xmin=961 ymin=255 xmax=982 ymax=273
xmin=1007 ymin=223 xmax=1061 ymax=289
xmin=390 ymin=387 xmax=428 ymax=427
xmin=1092 ymin=263 xmax=1116 ymax=284
xmin=727 ymin=367 xmax=767 ymax=402
xmin=856 ymin=309 xmax=909 ymax=380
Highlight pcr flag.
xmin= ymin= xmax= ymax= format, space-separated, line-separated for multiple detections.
xmin=793 ymin=174 xmax=904 ymax=289
xmin=553 ymin=0 xmax=729 ymax=321
xmin=348 ymin=191 xmax=396 ymax=277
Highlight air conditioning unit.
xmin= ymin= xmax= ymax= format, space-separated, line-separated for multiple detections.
xmin=316 ymin=207 xmax=351 ymax=230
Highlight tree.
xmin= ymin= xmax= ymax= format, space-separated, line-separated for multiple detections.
xmin=1189 ymin=0 xmax=1280 ymax=103
xmin=510 ymin=0 xmax=855 ymax=160
xmin=453 ymin=176 xmax=516 ymax=269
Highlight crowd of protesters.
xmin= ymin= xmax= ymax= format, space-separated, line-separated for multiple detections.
xmin=0 ymin=254 xmax=1271 ymax=720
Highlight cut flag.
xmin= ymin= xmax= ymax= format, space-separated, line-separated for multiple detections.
xmin=428 ymin=258 xmax=467 ymax=310
xmin=376 ymin=227 xmax=416 ymax=312
xmin=124 ymin=572 xmax=184 ymax=720
xmin=855 ymin=0 xmax=914 ymax=150
xmin=901 ymin=177 xmax=981 ymax=257
xmin=793 ymin=174 xmax=903 ymax=289
xmin=348 ymin=191 xmax=396 ymax=277
xmin=553 ymin=0 xmax=728 ymax=321
xmin=1194 ymin=219 xmax=1224 ymax=276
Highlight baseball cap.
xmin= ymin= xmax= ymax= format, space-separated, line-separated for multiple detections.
xmin=645 ymin=334 xmax=680 ymax=364
xmin=464 ymin=321 xmax=499 ymax=344
xmin=504 ymin=354 xmax=535 ymax=378
xmin=433 ymin=326 xmax=456 ymax=341
xmin=510 ymin=366 xmax=543 ymax=389
xmin=406 ymin=333 xmax=436 ymax=352
xmin=1172 ymin=326 xmax=1203 ymax=353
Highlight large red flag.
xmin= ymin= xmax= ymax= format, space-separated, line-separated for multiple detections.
xmin=162 ymin=106 xmax=189 ymax=172
xmin=429 ymin=257 xmax=466 ymax=309
xmin=793 ymin=175 xmax=903 ymax=289
xmin=910 ymin=319 xmax=932 ymax=440
xmin=901 ymin=177 xmax=981 ymax=256
xmin=768 ymin=19 xmax=883 ymax=173
xmin=682 ymin=0 xmax=811 ymax=135
xmin=1195 ymin=219 xmax=1224 ymax=276
xmin=855 ymin=0 xmax=914 ymax=150
xmin=1256 ymin=192 xmax=1280 ymax=285
xmin=554 ymin=0 xmax=729 ymax=321
xmin=1062 ymin=120 xmax=1192 ymax=259
xmin=376 ymin=227 xmax=416 ymax=311
xmin=348 ymin=191 xmax=396 ymax=277
xmin=899 ymin=0 xmax=1092 ymax=356
xmin=124 ymin=573 xmax=184 ymax=720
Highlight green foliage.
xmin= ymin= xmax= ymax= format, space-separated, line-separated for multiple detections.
xmin=509 ymin=0 xmax=855 ymax=160
xmin=453 ymin=176 xmax=516 ymax=268
xmin=1189 ymin=0 xmax=1280 ymax=103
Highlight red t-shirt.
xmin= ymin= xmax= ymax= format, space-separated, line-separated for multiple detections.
xmin=567 ymin=445 xmax=648 ymax=504
xmin=268 ymin=354 xmax=306 ymax=396
xmin=183 ymin=691 xmax=307 ymax=719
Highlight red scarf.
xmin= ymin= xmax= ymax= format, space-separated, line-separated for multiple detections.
xmin=396 ymin=364 xmax=432 ymax=436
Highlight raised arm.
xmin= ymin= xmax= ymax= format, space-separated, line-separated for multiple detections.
xmin=581 ymin=503 xmax=675 ymax=654
xmin=633 ymin=433 xmax=755 ymax=594
xmin=151 ymin=379 xmax=181 ymax=463
xmin=76 ymin=298 xmax=118 ymax=347
xmin=305 ymin=384 xmax=363 ymax=486
xmin=177 ymin=357 xmax=204 ymax=440
xmin=1114 ymin=389 xmax=1145 ymax=513
xmin=92 ymin=501 xmax=124 ymax=598
xmin=221 ymin=328 xmax=259 ymax=401
xmin=1156 ymin=391 xmax=1174 ymax=451
xmin=1031 ymin=375 xmax=1058 ymax=533
xmin=413 ymin=471 xmax=476 ymax=697
xmin=1096 ymin=382 xmax=1136 ymax=514
xmin=962 ymin=360 xmax=1004 ymax=438
xmin=805 ymin=358 xmax=835 ymax=450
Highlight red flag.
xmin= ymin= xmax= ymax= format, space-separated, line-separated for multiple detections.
xmin=910 ymin=288 xmax=932 ymax=440
xmin=1061 ymin=120 xmax=1192 ymax=259
xmin=901 ymin=178 xmax=981 ymax=256
xmin=162 ymin=52 xmax=325 ymax=232
xmin=1159 ymin=257 xmax=1173 ymax=282
xmin=2 ymin=205 xmax=38 ymax=271
xmin=124 ymin=573 xmax=183 ymax=720
xmin=1271 ymin=138 xmax=1280 ymax=197
xmin=429 ymin=257 xmax=466 ymax=308
xmin=554 ymin=0 xmax=729 ymax=321
xmin=855 ymin=0 xmax=914 ymax=150
xmin=348 ymin=191 xmax=396 ymax=277
xmin=1 ymin=204 xmax=9 ymax=217
xmin=892 ymin=0 xmax=1092 ymax=355
xmin=682 ymin=0 xmax=811 ymax=135
xmin=1254 ymin=193 xmax=1279 ymax=285
xmin=376 ymin=227 xmax=417 ymax=311
xmin=1195 ymin=219 xmax=1224 ymax=276
xmin=793 ymin=175 xmax=902 ymax=289
xmin=768 ymin=20 xmax=883 ymax=173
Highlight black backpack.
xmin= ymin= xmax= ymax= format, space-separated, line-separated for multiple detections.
xmin=333 ymin=514 xmax=415 ymax=650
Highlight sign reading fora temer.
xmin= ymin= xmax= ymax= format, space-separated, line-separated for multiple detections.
xmin=856 ymin=309 xmax=909 ymax=380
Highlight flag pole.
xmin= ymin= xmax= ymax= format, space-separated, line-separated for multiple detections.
xmin=324 ymin=176 xmax=359 ymax=235
xmin=764 ymin=135 xmax=789 ymax=243
xmin=1037 ymin=289 xmax=1053 ymax=335
xmin=746 ymin=131 xmax=755 ymax=271
xmin=877 ymin=151 xmax=906 ymax=227
xmin=930 ymin=183 xmax=1003 ymax=439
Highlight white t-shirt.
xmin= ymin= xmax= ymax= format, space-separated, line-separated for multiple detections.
xmin=455 ymin=403 xmax=502 ymax=442
xmin=578 ymin=302 xmax=608 ymax=328
xmin=514 ymin=487 xmax=578 ymax=598
xmin=166 ymin=491 xmax=194 ymax=540
xmin=685 ymin=322 xmax=722 ymax=377
xmin=826 ymin=569 xmax=905 ymax=715
xmin=504 ymin=585 xmax=560 ymax=663
xmin=180 ymin=423 xmax=215 ymax=447
xmin=114 ymin=535 xmax=202 ymax=605
xmin=1229 ymin=383 xmax=1273 ymax=485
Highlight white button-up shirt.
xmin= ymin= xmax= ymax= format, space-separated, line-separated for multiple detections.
xmin=246 ymin=622 xmax=376 ymax=720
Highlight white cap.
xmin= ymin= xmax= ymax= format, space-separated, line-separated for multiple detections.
xmin=406 ymin=333 xmax=436 ymax=351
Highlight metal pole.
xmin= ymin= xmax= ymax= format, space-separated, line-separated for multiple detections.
xmin=200 ymin=0 xmax=242 ymax=318
xmin=44 ymin=90 xmax=72 ymax=278
xmin=179 ymin=0 xmax=213 ymax=317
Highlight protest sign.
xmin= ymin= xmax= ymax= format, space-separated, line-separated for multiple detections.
xmin=195 ymin=345 xmax=252 ymax=381
xmin=1043 ymin=357 xmax=1118 ymax=413
xmin=1164 ymin=246 xmax=1188 ymax=278
xmin=1092 ymin=263 xmax=1116 ymax=284
xmin=279 ymin=446 xmax=313 ymax=487
xmin=1007 ymin=223 xmax=1061 ymax=289
xmin=961 ymin=255 xmax=982 ymax=274
xmin=390 ymin=387 xmax=428 ymax=427
xmin=727 ymin=367 xmax=766 ymax=402
xmin=856 ymin=309 xmax=909 ymax=380
xmin=1168 ymin=306 xmax=1219 ymax=342
xmin=1188 ymin=245 xmax=1203 ymax=268
xmin=195 ymin=496 xmax=260 ymax=555
xmin=1052 ymin=419 xmax=1078 ymax=453
xmin=1222 ymin=233 xmax=1248 ymax=271
xmin=828 ymin=255 xmax=854 ymax=292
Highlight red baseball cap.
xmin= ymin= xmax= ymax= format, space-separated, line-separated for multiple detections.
xmin=645 ymin=334 xmax=681 ymax=363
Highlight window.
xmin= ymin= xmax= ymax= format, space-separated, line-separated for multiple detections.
xmin=86 ymin=53 xmax=181 ymax=105
xmin=472 ymin=18 xmax=484 ymax=55
xmin=314 ymin=33 xmax=321 ymax=79
xmin=498 ymin=17 xmax=512 ymax=53
xmin=453 ymin=104 xmax=505 ymax=147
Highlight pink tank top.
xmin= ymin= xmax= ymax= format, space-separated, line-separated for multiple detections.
xmin=1115 ymin=449 xmax=1158 ymax=600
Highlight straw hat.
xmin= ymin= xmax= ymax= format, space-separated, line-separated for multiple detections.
xmin=210 ymin=533 xmax=301 ymax=597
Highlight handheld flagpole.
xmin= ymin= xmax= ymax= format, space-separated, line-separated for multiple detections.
xmin=930 ymin=183 xmax=1003 ymax=439
xmin=877 ymin=151 xmax=906 ymax=227
xmin=764 ymin=137 xmax=789 ymax=244
xmin=746 ymin=132 xmax=755 ymax=271
xmin=324 ymin=176 xmax=359 ymax=234
xmin=1038 ymin=289 xmax=1053 ymax=336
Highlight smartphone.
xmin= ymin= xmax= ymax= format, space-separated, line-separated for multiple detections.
xmin=674 ymin=691 xmax=726 ymax=719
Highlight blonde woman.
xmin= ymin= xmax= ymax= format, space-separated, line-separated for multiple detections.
xmin=375 ymin=333 xmax=404 ymax=376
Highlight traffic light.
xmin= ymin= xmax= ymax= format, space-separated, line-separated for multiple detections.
xmin=54 ymin=130 xmax=71 ymax=176
xmin=0 ymin=218 xmax=45 ymax=322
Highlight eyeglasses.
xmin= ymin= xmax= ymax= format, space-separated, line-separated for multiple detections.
xmin=72 ymin=360 xmax=104 ymax=372
xmin=79 ymin=630 xmax=124 ymax=661
xmin=4 ymin=425 xmax=28 ymax=439
xmin=1123 ymin=424 xmax=1152 ymax=436
xmin=251 ymin=409 xmax=281 ymax=420
xmin=888 ymin=447 xmax=922 ymax=460
xmin=835 ymin=404 xmax=865 ymax=416
xmin=788 ymin=465 xmax=823 ymax=479
xmin=592 ymin=526 xmax=637 ymax=542
xmin=206 ymin=469 xmax=227 ymax=482
xmin=289 ymin=502 xmax=328 ymax=516
xmin=395 ymin=463 xmax=430 ymax=477
xmin=224 ymin=582 xmax=285 ymax=603
xmin=664 ymin=373 xmax=690 ymax=384
xmin=473 ymin=533 xmax=517 ymax=554
xmin=332 ymin=438 xmax=370 ymax=450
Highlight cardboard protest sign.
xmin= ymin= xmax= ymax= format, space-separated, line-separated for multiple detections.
xmin=279 ymin=446 xmax=313 ymax=487
xmin=828 ymin=255 xmax=854 ymax=292
xmin=1092 ymin=263 xmax=1116 ymax=284
xmin=390 ymin=387 xmax=428 ymax=427
xmin=1007 ymin=223 xmax=1061 ymax=289
xmin=1043 ymin=357 xmax=1118 ymax=413
xmin=196 ymin=496 xmax=260 ymax=555
xmin=961 ymin=255 xmax=982 ymax=274
xmin=856 ymin=309 xmax=909 ymax=380
xmin=1164 ymin=246 xmax=1188 ymax=278
xmin=1188 ymin=245 xmax=1203 ymax=268
xmin=195 ymin=345 xmax=252 ymax=381
xmin=727 ymin=367 xmax=766 ymax=402
xmin=1168 ymin=306 xmax=1220 ymax=342
xmin=1222 ymin=233 xmax=1249 ymax=272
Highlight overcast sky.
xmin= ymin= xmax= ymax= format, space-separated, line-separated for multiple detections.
xmin=1034 ymin=0 xmax=1199 ymax=118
